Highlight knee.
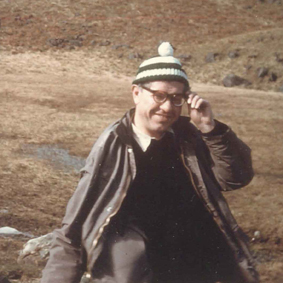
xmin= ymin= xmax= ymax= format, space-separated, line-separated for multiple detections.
xmin=108 ymin=228 xmax=151 ymax=283
xmin=109 ymin=228 xmax=147 ymax=259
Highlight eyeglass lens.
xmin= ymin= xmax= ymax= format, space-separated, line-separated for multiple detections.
xmin=141 ymin=86 xmax=185 ymax=106
xmin=153 ymin=92 xmax=185 ymax=106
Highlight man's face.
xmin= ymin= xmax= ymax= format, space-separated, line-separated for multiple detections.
xmin=132 ymin=81 xmax=185 ymax=139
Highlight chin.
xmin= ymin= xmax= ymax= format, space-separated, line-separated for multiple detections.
xmin=153 ymin=123 xmax=171 ymax=134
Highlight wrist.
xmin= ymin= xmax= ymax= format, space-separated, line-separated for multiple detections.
xmin=198 ymin=120 xmax=216 ymax=133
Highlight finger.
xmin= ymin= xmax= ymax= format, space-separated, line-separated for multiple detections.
xmin=195 ymin=98 xmax=204 ymax=110
xmin=191 ymin=95 xmax=201 ymax=109
xmin=187 ymin=92 xmax=197 ymax=104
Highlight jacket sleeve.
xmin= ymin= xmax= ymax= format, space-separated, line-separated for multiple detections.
xmin=41 ymin=228 xmax=86 ymax=283
xmin=200 ymin=120 xmax=254 ymax=191
xmin=41 ymin=138 xmax=108 ymax=283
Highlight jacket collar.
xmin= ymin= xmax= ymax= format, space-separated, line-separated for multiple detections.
xmin=115 ymin=108 xmax=135 ymax=147
xmin=115 ymin=108 xmax=197 ymax=147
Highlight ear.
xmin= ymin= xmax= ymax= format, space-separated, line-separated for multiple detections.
xmin=131 ymin=84 xmax=141 ymax=105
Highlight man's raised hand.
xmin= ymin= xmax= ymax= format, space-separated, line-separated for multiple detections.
xmin=187 ymin=92 xmax=215 ymax=133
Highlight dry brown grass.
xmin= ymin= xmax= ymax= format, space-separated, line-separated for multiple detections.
xmin=0 ymin=51 xmax=282 ymax=282
xmin=0 ymin=0 xmax=283 ymax=281
xmin=1 ymin=0 xmax=283 ymax=92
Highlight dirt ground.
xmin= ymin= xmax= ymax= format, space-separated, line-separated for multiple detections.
xmin=0 ymin=0 xmax=283 ymax=282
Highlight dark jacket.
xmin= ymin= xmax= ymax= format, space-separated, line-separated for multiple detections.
xmin=41 ymin=109 xmax=259 ymax=283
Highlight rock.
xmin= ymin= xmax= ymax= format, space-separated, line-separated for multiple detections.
xmin=269 ymin=72 xmax=277 ymax=82
xmin=279 ymin=85 xmax=283 ymax=92
xmin=251 ymin=230 xmax=262 ymax=242
xmin=47 ymin=38 xmax=65 ymax=47
xmin=90 ymin=40 xmax=97 ymax=46
xmin=111 ymin=44 xmax=130 ymax=50
xmin=128 ymin=52 xmax=143 ymax=60
xmin=257 ymin=67 xmax=269 ymax=78
xmin=75 ymin=34 xmax=86 ymax=41
xmin=248 ymin=53 xmax=258 ymax=59
xmin=99 ymin=40 xmax=111 ymax=46
xmin=80 ymin=273 xmax=92 ymax=283
xmin=228 ymin=50 xmax=239 ymax=59
xmin=69 ymin=40 xmax=83 ymax=47
xmin=0 ymin=209 xmax=8 ymax=213
xmin=177 ymin=54 xmax=192 ymax=61
xmin=254 ymin=231 xmax=261 ymax=239
xmin=244 ymin=65 xmax=252 ymax=73
xmin=222 ymin=74 xmax=251 ymax=87
xmin=274 ymin=52 xmax=283 ymax=63
xmin=18 ymin=233 xmax=53 ymax=265
xmin=4 ymin=27 xmax=13 ymax=35
xmin=205 ymin=52 xmax=219 ymax=63
xmin=0 ymin=227 xmax=21 ymax=235
xmin=0 ymin=226 xmax=33 ymax=237
xmin=257 ymin=36 xmax=265 ymax=42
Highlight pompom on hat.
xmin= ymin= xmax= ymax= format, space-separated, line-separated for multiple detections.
xmin=132 ymin=42 xmax=189 ymax=87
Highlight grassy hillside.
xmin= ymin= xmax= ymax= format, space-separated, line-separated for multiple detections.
xmin=0 ymin=1 xmax=283 ymax=282
xmin=1 ymin=0 xmax=283 ymax=91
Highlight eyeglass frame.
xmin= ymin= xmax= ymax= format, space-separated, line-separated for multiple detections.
xmin=139 ymin=84 xmax=189 ymax=107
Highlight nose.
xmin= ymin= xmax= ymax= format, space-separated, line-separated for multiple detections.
xmin=159 ymin=97 xmax=174 ymax=112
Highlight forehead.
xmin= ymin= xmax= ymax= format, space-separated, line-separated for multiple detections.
xmin=147 ymin=81 xmax=185 ymax=93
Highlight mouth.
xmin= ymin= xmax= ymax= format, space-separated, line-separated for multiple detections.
xmin=154 ymin=113 xmax=173 ymax=121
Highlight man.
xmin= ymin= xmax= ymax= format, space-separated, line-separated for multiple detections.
xmin=41 ymin=42 xmax=259 ymax=283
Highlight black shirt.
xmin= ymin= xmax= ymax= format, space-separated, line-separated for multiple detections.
xmin=115 ymin=133 xmax=208 ymax=244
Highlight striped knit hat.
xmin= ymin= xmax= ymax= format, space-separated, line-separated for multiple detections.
xmin=132 ymin=42 xmax=189 ymax=86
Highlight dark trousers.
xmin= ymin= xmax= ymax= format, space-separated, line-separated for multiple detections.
xmin=91 ymin=225 xmax=242 ymax=283
xmin=92 ymin=226 xmax=152 ymax=283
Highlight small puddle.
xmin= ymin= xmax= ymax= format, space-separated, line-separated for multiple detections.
xmin=21 ymin=144 xmax=85 ymax=173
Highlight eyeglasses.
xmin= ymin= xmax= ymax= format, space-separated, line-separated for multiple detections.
xmin=140 ymin=85 xmax=187 ymax=107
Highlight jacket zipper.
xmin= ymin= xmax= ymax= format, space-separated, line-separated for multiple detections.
xmin=180 ymin=150 xmax=219 ymax=218
xmin=87 ymin=159 xmax=133 ymax=271
xmin=180 ymin=149 xmax=218 ymax=218
xmin=180 ymin=151 xmax=202 ymax=199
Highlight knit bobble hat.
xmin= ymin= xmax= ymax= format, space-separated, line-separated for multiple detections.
xmin=132 ymin=42 xmax=189 ymax=87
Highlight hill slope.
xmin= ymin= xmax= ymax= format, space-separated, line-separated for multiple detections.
xmin=1 ymin=0 xmax=283 ymax=91
xmin=0 ymin=1 xmax=283 ymax=282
